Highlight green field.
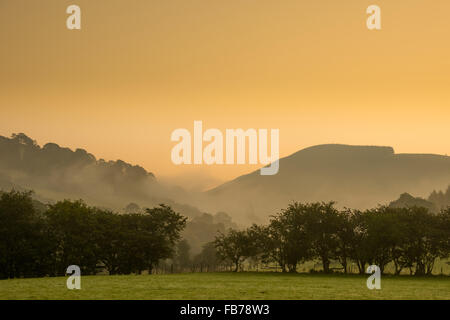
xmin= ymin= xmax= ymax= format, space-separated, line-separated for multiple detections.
xmin=1 ymin=272 xmax=449 ymax=300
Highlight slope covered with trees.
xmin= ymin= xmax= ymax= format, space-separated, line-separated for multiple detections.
xmin=0 ymin=133 xmax=203 ymax=218
xmin=207 ymin=144 xmax=450 ymax=223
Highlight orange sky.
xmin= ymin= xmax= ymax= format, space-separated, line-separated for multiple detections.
xmin=1 ymin=0 xmax=449 ymax=189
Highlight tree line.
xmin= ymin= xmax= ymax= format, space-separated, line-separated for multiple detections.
xmin=1 ymin=189 xmax=449 ymax=279
xmin=0 ymin=190 xmax=186 ymax=279
xmin=212 ymin=202 xmax=450 ymax=275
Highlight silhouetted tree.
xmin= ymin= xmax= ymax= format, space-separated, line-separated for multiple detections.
xmin=174 ymin=239 xmax=191 ymax=272
xmin=214 ymin=229 xmax=254 ymax=272
xmin=194 ymin=242 xmax=223 ymax=272
xmin=45 ymin=200 xmax=100 ymax=275
xmin=0 ymin=190 xmax=53 ymax=279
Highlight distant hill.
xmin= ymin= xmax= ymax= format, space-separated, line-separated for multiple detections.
xmin=206 ymin=144 xmax=450 ymax=222
xmin=428 ymin=186 xmax=450 ymax=211
xmin=2 ymin=135 xmax=449 ymax=224
xmin=0 ymin=133 xmax=242 ymax=254
xmin=389 ymin=185 xmax=450 ymax=213
xmin=0 ymin=133 xmax=203 ymax=218
xmin=389 ymin=193 xmax=438 ymax=213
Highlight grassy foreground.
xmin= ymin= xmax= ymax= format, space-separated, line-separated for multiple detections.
xmin=0 ymin=272 xmax=449 ymax=300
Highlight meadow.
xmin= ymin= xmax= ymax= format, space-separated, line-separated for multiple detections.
xmin=0 ymin=272 xmax=449 ymax=300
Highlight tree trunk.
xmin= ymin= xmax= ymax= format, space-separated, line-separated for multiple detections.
xmin=288 ymin=263 xmax=297 ymax=273
xmin=234 ymin=260 xmax=239 ymax=272
xmin=379 ymin=264 xmax=385 ymax=275
xmin=426 ymin=260 xmax=435 ymax=275
xmin=341 ymin=259 xmax=348 ymax=274
xmin=393 ymin=259 xmax=402 ymax=275
xmin=322 ymin=257 xmax=330 ymax=273
xmin=357 ymin=260 xmax=366 ymax=274
xmin=415 ymin=263 xmax=426 ymax=276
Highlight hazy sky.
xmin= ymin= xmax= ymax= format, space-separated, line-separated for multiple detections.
xmin=1 ymin=0 xmax=449 ymax=189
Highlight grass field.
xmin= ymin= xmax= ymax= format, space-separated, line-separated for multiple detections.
xmin=1 ymin=272 xmax=449 ymax=300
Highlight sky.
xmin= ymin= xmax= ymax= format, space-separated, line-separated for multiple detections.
xmin=1 ymin=0 xmax=449 ymax=190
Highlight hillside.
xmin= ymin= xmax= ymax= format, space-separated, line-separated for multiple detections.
xmin=0 ymin=133 xmax=202 ymax=217
xmin=2 ymin=134 xmax=449 ymax=224
xmin=206 ymin=144 xmax=450 ymax=222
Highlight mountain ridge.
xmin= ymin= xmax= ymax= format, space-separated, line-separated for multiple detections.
xmin=1 ymin=134 xmax=449 ymax=224
xmin=0 ymin=133 xmax=203 ymax=218
xmin=205 ymin=144 xmax=450 ymax=223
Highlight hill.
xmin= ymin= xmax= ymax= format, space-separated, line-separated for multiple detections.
xmin=207 ymin=144 xmax=450 ymax=222
xmin=0 ymin=133 xmax=202 ymax=218
xmin=2 ymin=135 xmax=449 ymax=224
